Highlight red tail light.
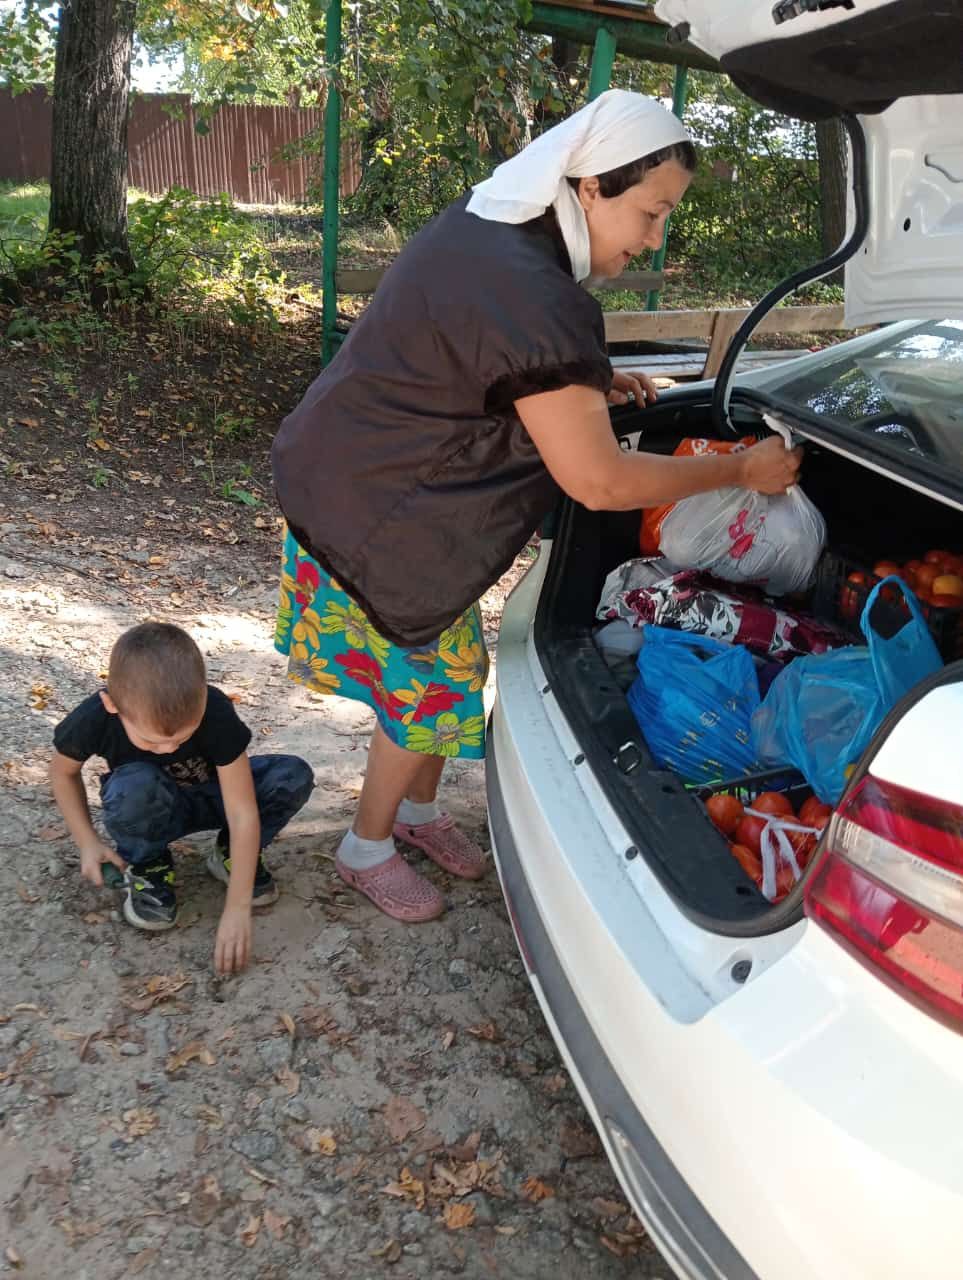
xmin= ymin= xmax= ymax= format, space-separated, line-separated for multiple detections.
xmin=805 ymin=775 xmax=963 ymax=1029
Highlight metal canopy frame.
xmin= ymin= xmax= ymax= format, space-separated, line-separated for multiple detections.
xmin=320 ymin=0 xmax=718 ymax=362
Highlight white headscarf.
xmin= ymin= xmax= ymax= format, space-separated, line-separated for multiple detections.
xmin=466 ymin=88 xmax=690 ymax=284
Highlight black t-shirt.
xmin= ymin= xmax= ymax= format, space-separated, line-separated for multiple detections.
xmin=53 ymin=686 xmax=251 ymax=786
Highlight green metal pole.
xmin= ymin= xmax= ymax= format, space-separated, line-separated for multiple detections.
xmin=646 ymin=62 xmax=688 ymax=311
xmin=587 ymin=26 xmax=617 ymax=101
xmin=320 ymin=0 xmax=343 ymax=365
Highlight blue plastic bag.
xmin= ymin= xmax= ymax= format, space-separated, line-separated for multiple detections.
xmin=627 ymin=626 xmax=762 ymax=784
xmin=752 ymin=576 xmax=942 ymax=803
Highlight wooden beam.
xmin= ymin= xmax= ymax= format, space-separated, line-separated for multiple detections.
xmin=595 ymin=270 xmax=663 ymax=293
xmin=604 ymin=304 xmax=847 ymax=344
xmin=703 ymin=309 xmax=746 ymax=379
xmin=335 ymin=266 xmax=389 ymax=294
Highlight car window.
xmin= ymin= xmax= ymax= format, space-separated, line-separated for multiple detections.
xmin=748 ymin=320 xmax=963 ymax=468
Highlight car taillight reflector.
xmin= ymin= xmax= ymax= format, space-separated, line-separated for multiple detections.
xmin=805 ymin=775 xmax=963 ymax=1029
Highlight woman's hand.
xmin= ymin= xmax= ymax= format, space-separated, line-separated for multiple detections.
xmin=738 ymin=435 xmax=803 ymax=494
xmin=607 ymin=369 xmax=659 ymax=408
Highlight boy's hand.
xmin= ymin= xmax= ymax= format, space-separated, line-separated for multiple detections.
xmin=214 ymin=904 xmax=252 ymax=975
xmin=79 ymin=840 xmax=127 ymax=887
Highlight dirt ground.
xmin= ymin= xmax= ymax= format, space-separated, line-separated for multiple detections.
xmin=0 ymin=315 xmax=671 ymax=1278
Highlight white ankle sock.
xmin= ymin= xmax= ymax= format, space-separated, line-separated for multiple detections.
xmin=337 ymin=829 xmax=395 ymax=871
xmin=397 ymin=797 xmax=440 ymax=826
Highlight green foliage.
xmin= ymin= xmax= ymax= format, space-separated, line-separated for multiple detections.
xmin=127 ymin=187 xmax=280 ymax=326
xmin=0 ymin=3 xmax=57 ymax=92
xmin=1 ymin=184 xmax=287 ymax=350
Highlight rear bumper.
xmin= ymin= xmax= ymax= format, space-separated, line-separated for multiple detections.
xmin=487 ymin=740 xmax=757 ymax=1280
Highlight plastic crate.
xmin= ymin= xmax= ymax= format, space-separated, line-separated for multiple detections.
xmin=812 ymin=548 xmax=963 ymax=662
xmin=690 ymin=766 xmax=810 ymax=810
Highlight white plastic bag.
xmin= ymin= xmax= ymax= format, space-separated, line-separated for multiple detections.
xmin=658 ymin=483 xmax=826 ymax=596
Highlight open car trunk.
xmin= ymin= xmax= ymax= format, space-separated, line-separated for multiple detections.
xmin=534 ymin=390 xmax=963 ymax=936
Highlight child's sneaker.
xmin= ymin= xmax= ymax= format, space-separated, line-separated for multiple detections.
xmin=206 ymin=840 xmax=279 ymax=907
xmin=123 ymin=854 xmax=178 ymax=931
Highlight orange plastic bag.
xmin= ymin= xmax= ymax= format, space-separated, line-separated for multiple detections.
xmin=640 ymin=436 xmax=757 ymax=554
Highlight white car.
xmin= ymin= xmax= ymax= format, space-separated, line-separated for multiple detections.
xmin=487 ymin=4 xmax=963 ymax=1277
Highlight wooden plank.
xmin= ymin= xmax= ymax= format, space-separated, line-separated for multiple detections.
xmin=595 ymin=270 xmax=663 ymax=293
xmin=703 ymin=309 xmax=747 ymax=379
xmin=754 ymin=304 xmax=846 ymax=334
xmin=604 ymin=309 xmax=716 ymax=343
xmin=603 ymin=303 xmax=847 ymax=345
xmin=335 ymin=266 xmax=389 ymax=294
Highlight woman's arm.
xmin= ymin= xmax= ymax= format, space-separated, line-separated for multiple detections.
xmin=515 ymin=384 xmax=801 ymax=512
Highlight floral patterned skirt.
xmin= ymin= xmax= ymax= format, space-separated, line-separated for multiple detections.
xmin=274 ymin=528 xmax=489 ymax=759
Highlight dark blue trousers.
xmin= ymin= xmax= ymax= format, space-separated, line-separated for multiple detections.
xmin=100 ymin=754 xmax=314 ymax=865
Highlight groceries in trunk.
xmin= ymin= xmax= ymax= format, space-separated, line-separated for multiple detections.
xmin=640 ymin=437 xmax=827 ymax=596
xmin=595 ymin=443 xmax=956 ymax=901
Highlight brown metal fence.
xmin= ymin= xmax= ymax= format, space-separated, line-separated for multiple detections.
xmin=0 ymin=87 xmax=361 ymax=203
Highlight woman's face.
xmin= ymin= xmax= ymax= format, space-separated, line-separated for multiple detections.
xmin=577 ymin=160 xmax=693 ymax=279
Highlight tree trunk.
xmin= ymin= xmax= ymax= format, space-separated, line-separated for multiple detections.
xmin=815 ymin=116 xmax=848 ymax=285
xmin=49 ymin=0 xmax=136 ymax=272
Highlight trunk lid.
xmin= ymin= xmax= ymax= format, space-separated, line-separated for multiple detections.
xmin=655 ymin=0 xmax=963 ymax=325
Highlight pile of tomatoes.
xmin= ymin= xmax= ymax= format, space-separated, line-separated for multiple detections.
xmin=841 ymin=548 xmax=963 ymax=622
xmin=705 ymin=789 xmax=832 ymax=900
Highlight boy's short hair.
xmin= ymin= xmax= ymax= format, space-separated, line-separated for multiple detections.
xmin=108 ymin=622 xmax=207 ymax=734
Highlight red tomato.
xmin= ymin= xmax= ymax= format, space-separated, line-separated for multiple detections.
xmin=840 ymin=571 xmax=868 ymax=623
xmin=799 ymin=796 xmax=832 ymax=829
xmin=788 ymin=830 xmax=817 ymax=867
xmin=925 ymin=549 xmax=955 ymax=571
xmin=932 ymin=574 xmax=963 ymax=599
xmin=706 ymin=793 xmax=744 ymax=836
xmin=914 ymin=563 xmax=939 ymax=593
xmin=736 ymin=814 xmax=767 ymax=856
xmin=774 ymin=863 xmax=797 ymax=898
xmin=729 ymin=842 xmax=762 ymax=887
xmin=752 ymin=790 xmax=794 ymax=818
xmin=903 ymin=558 xmax=923 ymax=583
xmin=929 ymin=593 xmax=963 ymax=610
xmin=873 ymin=560 xmax=902 ymax=581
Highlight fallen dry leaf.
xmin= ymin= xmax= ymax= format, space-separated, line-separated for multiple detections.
xmin=165 ymin=1040 xmax=215 ymax=1073
xmin=544 ymin=1073 xmax=568 ymax=1094
xmin=0 ymin=1045 xmax=37 ymax=1083
xmin=168 ymin=592 xmax=184 ymax=607
xmin=16 ymin=416 xmax=40 ymax=428
xmin=520 ymin=1176 xmax=555 ymax=1203
xmin=187 ymin=1175 xmax=222 ymax=1228
xmin=263 ymin=1207 xmax=291 ymax=1241
xmin=128 ymin=1248 xmax=160 ymax=1275
xmin=5 ymin=1246 xmax=22 ymax=1268
xmin=196 ymin=1104 xmax=223 ymax=1129
xmin=82 ymin=912 xmax=108 ymax=925
xmin=278 ymin=1011 xmax=296 ymax=1038
xmin=465 ymin=1021 xmax=500 ymax=1042
xmin=57 ymin=1218 xmax=101 ymax=1243
xmin=123 ymin=1107 xmax=158 ymax=1139
xmin=305 ymin=1127 xmax=337 ymax=1156
xmin=384 ymin=1095 xmax=426 ymax=1144
xmin=244 ymin=1166 xmax=277 ymax=1186
xmin=126 ymin=972 xmax=191 ymax=1013
xmin=36 ymin=824 xmax=67 ymax=841
xmin=559 ymin=1120 xmax=601 ymax=1160
xmin=12 ymin=1003 xmax=45 ymax=1016
xmin=383 ymin=1166 xmax=426 ymax=1211
xmin=442 ymin=1029 xmax=456 ymax=1051
xmin=443 ymin=1202 xmax=476 ymax=1231
xmin=276 ymin=1064 xmax=300 ymax=1096
xmin=370 ymin=1239 xmax=402 ymax=1263
xmin=29 ymin=682 xmax=52 ymax=711
xmin=239 ymin=1213 xmax=261 ymax=1248
xmin=590 ymin=1196 xmax=628 ymax=1221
